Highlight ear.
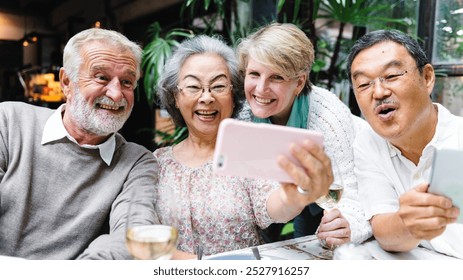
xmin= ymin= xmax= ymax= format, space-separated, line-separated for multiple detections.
xmin=59 ymin=68 xmax=72 ymax=99
xmin=423 ymin=64 xmax=436 ymax=96
xmin=295 ymin=73 xmax=307 ymax=95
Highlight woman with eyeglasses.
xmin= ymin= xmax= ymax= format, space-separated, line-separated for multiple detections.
xmin=154 ymin=35 xmax=331 ymax=259
xmin=236 ymin=23 xmax=371 ymax=247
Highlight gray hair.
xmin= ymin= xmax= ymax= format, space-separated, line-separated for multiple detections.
xmin=346 ymin=29 xmax=429 ymax=86
xmin=157 ymin=35 xmax=244 ymax=127
xmin=63 ymin=28 xmax=142 ymax=83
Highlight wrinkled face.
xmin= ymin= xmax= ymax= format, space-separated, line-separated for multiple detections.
xmin=350 ymin=41 xmax=435 ymax=141
xmin=64 ymin=41 xmax=137 ymax=136
xmin=244 ymin=57 xmax=306 ymax=125
xmin=175 ymin=53 xmax=234 ymax=138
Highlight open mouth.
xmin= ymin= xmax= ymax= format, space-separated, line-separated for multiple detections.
xmin=379 ymin=107 xmax=395 ymax=115
xmin=195 ymin=110 xmax=218 ymax=118
xmin=375 ymin=102 xmax=397 ymax=115
xmin=254 ymin=95 xmax=275 ymax=105
xmin=374 ymin=102 xmax=398 ymax=120
xmin=97 ymin=103 xmax=125 ymax=111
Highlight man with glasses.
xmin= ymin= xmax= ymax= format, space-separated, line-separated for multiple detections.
xmin=347 ymin=29 xmax=463 ymax=258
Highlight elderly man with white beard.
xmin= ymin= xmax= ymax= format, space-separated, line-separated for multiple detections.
xmin=0 ymin=28 xmax=159 ymax=259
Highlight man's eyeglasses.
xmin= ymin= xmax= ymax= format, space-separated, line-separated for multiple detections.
xmin=177 ymin=83 xmax=232 ymax=97
xmin=354 ymin=70 xmax=408 ymax=95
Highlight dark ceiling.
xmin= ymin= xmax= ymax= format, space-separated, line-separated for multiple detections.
xmin=0 ymin=0 xmax=65 ymax=16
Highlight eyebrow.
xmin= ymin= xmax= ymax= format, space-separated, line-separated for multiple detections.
xmin=352 ymin=60 xmax=404 ymax=81
xmin=92 ymin=65 xmax=136 ymax=78
xmin=182 ymin=74 xmax=228 ymax=83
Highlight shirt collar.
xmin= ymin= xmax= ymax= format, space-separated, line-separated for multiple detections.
xmin=41 ymin=104 xmax=116 ymax=166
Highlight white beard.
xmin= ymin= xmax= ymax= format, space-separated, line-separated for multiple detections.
xmin=66 ymin=87 xmax=133 ymax=136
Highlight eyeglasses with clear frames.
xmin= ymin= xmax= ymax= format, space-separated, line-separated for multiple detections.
xmin=354 ymin=70 xmax=408 ymax=95
xmin=177 ymin=83 xmax=233 ymax=97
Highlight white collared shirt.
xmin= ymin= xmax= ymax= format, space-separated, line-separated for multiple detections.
xmin=41 ymin=104 xmax=116 ymax=166
xmin=354 ymin=103 xmax=463 ymax=259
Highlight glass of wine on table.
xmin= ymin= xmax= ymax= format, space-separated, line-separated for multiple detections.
xmin=125 ymin=186 xmax=178 ymax=260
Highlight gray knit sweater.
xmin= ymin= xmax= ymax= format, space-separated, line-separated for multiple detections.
xmin=0 ymin=102 xmax=159 ymax=259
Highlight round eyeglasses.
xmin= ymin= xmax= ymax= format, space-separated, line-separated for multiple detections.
xmin=177 ymin=83 xmax=232 ymax=97
xmin=354 ymin=70 xmax=408 ymax=95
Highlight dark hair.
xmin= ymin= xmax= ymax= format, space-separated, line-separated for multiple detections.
xmin=346 ymin=29 xmax=429 ymax=86
xmin=157 ymin=35 xmax=244 ymax=127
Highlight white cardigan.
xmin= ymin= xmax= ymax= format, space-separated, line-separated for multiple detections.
xmin=238 ymin=85 xmax=372 ymax=243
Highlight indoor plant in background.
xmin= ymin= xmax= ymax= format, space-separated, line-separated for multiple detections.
xmin=142 ymin=0 xmax=413 ymax=146
xmin=141 ymin=22 xmax=193 ymax=147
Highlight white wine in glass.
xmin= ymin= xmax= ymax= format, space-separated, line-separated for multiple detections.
xmin=315 ymin=184 xmax=344 ymax=210
xmin=315 ymin=160 xmax=344 ymax=210
xmin=125 ymin=186 xmax=179 ymax=260
xmin=126 ymin=224 xmax=178 ymax=260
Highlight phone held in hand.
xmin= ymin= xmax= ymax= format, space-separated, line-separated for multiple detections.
xmin=429 ymin=148 xmax=463 ymax=222
xmin=212 ymin=119 xmax=324 ymax=183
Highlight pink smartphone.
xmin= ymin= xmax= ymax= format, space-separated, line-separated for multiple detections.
xmin=212 ymin=119 xmax=324 ymax=183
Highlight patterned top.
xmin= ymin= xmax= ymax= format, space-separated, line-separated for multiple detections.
xmin=153 ymin=146 xmax=279 ymax=255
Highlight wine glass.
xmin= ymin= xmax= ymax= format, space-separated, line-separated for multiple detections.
xmin=315 ymin=159 xmax=344 ymax=210
xmin=125 ymin=186 xmax=179 ymax=260
xmin=314 ymin=159 xmax=344 ymax=249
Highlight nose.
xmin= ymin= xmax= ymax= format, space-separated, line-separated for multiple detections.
xmin=371 ymin=77 xmax=391 ymax=99
xmin=105 ymin=78 xmax=124 ymax=102
xmin=198 ymin=87 xmax=214 ymax=104
xmin=255 ymin=77 xmax=268 ymax=93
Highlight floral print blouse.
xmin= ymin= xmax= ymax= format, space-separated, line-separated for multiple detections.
xmin=153 ymin=146 xmax=279 ymax=256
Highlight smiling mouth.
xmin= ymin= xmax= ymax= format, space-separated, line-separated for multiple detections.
xmin=97 ymin=103 xmax=125 ymax=111
xmin=195 ymin=110 xmax=218 ymax=117
xmin=254 ymin=95 xmax=275 ymax=104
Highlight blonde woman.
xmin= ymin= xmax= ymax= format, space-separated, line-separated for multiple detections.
xmin=237 ymin=23 xmax=371 ymax=246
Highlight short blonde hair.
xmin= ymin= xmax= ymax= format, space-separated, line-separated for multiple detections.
xmin=237 ymin=23 xmax=314 ymax=90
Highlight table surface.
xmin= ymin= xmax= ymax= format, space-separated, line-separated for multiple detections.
xmin=205 ymin=235 xmax=458 ymax=260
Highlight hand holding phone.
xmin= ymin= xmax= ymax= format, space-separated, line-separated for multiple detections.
xmin=212 ymin=119 xmax=324 ymax=183
xmin=429 ymin=148 xmax=463 ymax=222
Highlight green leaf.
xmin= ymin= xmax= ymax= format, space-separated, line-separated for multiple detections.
xmin=204 ymin=0 xmax=212 ymax=10
xmin=277 ymin=0 xmax=286 ymax=13
xmin=293 ymin=0 xmax=301 ymax=20
xmin=141 ymin=23 xmax=194 ymax=104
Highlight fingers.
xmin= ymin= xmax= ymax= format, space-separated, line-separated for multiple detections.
xmin=399 ymin=187 xmax=459 ymax=221
xmin=320 ymin=208 xmax=341 ymax=224
xmin=404 ymin=219 xmax=448 ymax=240
xmin=399 ymin=206 xmax=458 ymax=239
xmin=318 ymin=209 xmax=349 ymax=232
xmin=401 ymin=183 xmax=453 ymax=209
xmin=294 ymin=140 xmax=333 ymax=184
xmin=398 ymin=185 xmax=460 ymax=240
xmin=317 ymin=209 xmax=351 ymax=246
xmin=277 ymin=140 xmax=332 ymax=201
xmin=279 ymin=182 xmax=318 ymax=207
